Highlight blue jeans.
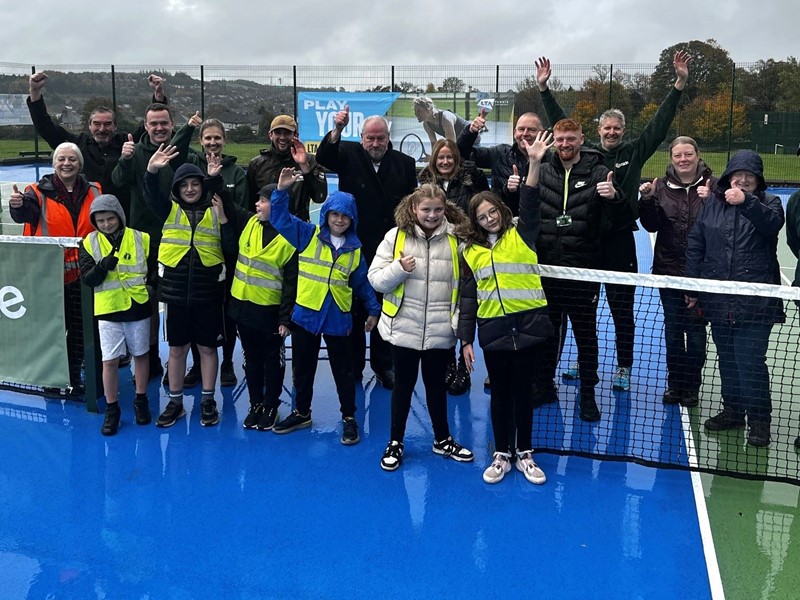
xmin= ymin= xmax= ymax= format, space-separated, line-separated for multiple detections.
xmin=659 ymin=288 xmax=707 ymax=392
xmin=710 ymin=322 xmax=773 ymax=424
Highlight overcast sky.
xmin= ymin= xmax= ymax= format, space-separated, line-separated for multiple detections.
xmin=3 ymin=0 xmax=797 ymax=68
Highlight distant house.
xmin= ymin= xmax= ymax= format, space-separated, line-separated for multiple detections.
xmin=57 ymin=106 xmax=82 ymax=133
xmin=215 ymin=110 xmax=260 ymax=134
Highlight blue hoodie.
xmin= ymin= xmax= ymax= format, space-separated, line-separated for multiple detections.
xmin=270 ymin=189 xmax=380 ymax=336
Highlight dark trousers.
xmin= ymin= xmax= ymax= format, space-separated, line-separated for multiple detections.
xmin=659 ymin=288 xmax=707 ymax=392
xmin=65 ymin=280 xmax=84 ymax=387
xmin=292 ymin=325 xmax=356 ymax=418
xmin=711 ymin=322 xmax=773 ymax=424
xmin=539 ymin=278 xmax=600 ymax=390
xmin=484 ymin=346 xmax=537 ymax=453
xmin=238 ymin=323 xmax=284 ymax=410
xmin=601 ymin=230 xmax=637 ymax=369
xmin=351 ymin=294 xmax=393 ymax=377
xmin=389 ymin=345 xmax=451 ymax=442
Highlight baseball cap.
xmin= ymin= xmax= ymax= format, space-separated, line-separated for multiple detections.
xmin=269 ymin=115 xmax=298 ymax=133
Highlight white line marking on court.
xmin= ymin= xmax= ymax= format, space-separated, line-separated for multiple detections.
xmin=681 ymin=409 xmax=725 ymax=600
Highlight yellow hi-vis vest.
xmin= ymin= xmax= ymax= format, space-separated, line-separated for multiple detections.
xmin=462 ymin=227 xmax=547 ymax=318
xmin=158 ymin=202 xmax=223 ymax=268
xmin=296 ymin=228 xmax=359 ymax=312
xmin=382 ymin=228 xmax=460 ymax=318
xmin=230 ymin=216 xmax=296 ymax=306
xmin=83 ymin=228 xmax=150 ymax=316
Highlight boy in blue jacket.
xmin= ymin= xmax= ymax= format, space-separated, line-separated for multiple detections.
xmin=270 ymin=167 xmax=379 ymax=445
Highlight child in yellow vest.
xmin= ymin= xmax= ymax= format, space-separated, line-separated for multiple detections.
xmin=79 ymin=194 xmax=153 ymax=435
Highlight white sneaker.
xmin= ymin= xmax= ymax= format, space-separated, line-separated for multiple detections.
xmin=516 ymin=450 xmax=546 ymax=485
xmin=482 ymin=452 xmax=512 ymax=484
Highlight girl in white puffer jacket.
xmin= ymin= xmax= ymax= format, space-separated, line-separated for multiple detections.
xmin=369 ymin=184 xmax=474 ymax=471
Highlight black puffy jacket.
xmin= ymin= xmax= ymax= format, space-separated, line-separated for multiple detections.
xmin=685 ymin=151 xmax=785 ymax=324
xmin=536 ymin=148 xmax=626 ymax=268
xmin=417 ymin=162 xmax=488 ymax=212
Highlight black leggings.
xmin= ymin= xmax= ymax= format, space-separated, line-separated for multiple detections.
xmin=389 ymin=345 xmax=451 ymax=442
xmin=483 ymin=345 xmax=537 ymax=453
xmin=601 ymin=230 xmax=637 ymax=369
xmin=238 ymin=323 xmax=285 ymax=409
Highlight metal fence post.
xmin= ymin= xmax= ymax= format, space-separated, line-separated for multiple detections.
xmin=111 ymin=65 xmax=117 ymax=114
xmin=200 ymin=65 xmax=205 ymax=119
xmin=727 ymin=63 xmax=736 ymax=162
xmin=293 ymin=66 xmax=298 ymax=121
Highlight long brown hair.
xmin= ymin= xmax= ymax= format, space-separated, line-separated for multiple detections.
xmin=393 ymin=183 xmax=467 ymax=233
xmin=420 ymin=139 xmax=462 ymax=181
xmin=455 ymin=191 xmax=514 ymax=248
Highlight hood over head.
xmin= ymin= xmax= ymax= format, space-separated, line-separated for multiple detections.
xmin=89 ymin=194 xmax=126 ymax=228
xmin=319 ymin=191 xmax=358 ymax=232
xmin=718 ymin=150 xmax=767 ymax=193
xmin=171 ymin=163 xmax=208 ymax=201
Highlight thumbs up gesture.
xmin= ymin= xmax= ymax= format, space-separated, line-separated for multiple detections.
xmin=121 ymin=133 xmax=135 ymax=159
xmin=697 ymin=178 xmax=711 ymax=199
xmin=399 ymin=250 xmax=416 ymax=272
xmin=639 ymin=177 xmax=658 ymax=199
xmin=9 ymin=184 xmax=24 ymax=208
xmin=470 ymin=107 xmax=487 ymax=134
xmin=188 ymin=110 xmax=202 ymax=128
xmin=597 ymin=171 xmax=616 ymax=199
xmin=506 ymin=164 xmax=521 ymax=193
xmin=334 ymin=105 xmax=350 ymax=132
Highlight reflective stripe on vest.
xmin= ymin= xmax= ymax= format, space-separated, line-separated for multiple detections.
xmin=83 ymin=228 xmax=150 ymax=316
xmin=382 ymin=228 xmax=460 ymax=318
xmin=158 ymin=202 xmax=223 ymax=268
xmin=230 ymin=216 xmax=296 ymax=306
xmin=296 ymin=228 xmax=359 ymax=312
xmin=25 ymin=182 xmax=101 ymax=284
xmin=462 ymin=227 xmax=547 ymax=319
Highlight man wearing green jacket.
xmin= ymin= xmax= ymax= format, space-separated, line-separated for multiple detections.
xmin=535 ymin=51 xmax=691 ymax=392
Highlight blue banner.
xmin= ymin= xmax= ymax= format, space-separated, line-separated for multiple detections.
xmin=298 ymin=92 xmax=400 ymax=145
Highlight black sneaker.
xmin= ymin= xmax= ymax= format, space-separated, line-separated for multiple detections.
xmin=680 ymin=390 xmax=700 ymax=408
xmin=380 ymin=440 xmax=404 ymax=471
xmin=183 ymin=366 xmax=201 ymax=388
xmin=662 ymin=389 xmax=682 ymax=405
xmin=243 ymin=404 xmax=264 ymax=429
xmin=579 ymin=388 xmax=601 ymax=422
xmin=133 ymin=396 xmax=152 ymax=425
xmin=101 ymin=403 xmax=121 ymax=436
xmin=532 ymin=380 xmax=558 ymax=407
xmin=257 ymin=407 xmax=279 ymax=431
xmin=432 ymin=435 xmax=474 ymax=462
xmin=747 ymin=422 xmax=770 ymax=447
xmin=273 ymin=410 xmax=311 ymax=434
xmin=156 ymin=400 xmax=185 ymax=428
xmin=200 ymin=399 xmax=219 ymax=427
xmin=341 ymin=417 xmax=360 ymax=445
xmin=220 ymin=362 xmax=237 ymax=387
xmin=704 ymin=407 xmax=745 ymax=431
xmin=375 ymin=370 xmax=395 ymax=390
xmin=448 ymin=358 xmax=471 ymax=395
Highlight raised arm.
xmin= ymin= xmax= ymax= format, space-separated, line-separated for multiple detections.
xmin=535 ymin=57 xmax=567 ymax=126
xmin=290 ymin=137 xmax=327 ymax=205
xmin=27 ymin=73 xmax=77 ymax=149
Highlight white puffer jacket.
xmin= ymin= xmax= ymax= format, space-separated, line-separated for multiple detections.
xmin=368 ymin=221 xmax=459 ymax=351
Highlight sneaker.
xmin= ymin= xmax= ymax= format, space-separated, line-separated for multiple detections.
xmin=482 ymin=452 xmax=512 ymax=484
xmin=273 ymin=410 xmax=312 ymax=434
xmin=444 ymin=358 xmax=457 ymax=389
xmin=532 ymin=380 xmax=558 ymax=407
xmin=516 ymin=450 xmax=547 ymax=484
xmin=156 ymin=400 xmax=185 ymax=428
xmin=704 ymin=407 xmax=745 ymax=431
xmin=432 ymin=435 xmax=474 ymax=462
xmin=561 ymin=361 xmax=580 ymax=381
xmin=341 ymin=417 xmax=360 ymax=445
xmin=747 ymin=422 xmax=770 ymax=447
xmin=243 ymin=404 xmax=264 ymax=429
xmin=133 ymin=396 xmax=152 ymax=425
xmin=200 ymin=399 xmax=219 ymax=427
xmin=612 ymin=366 xmax=631 ymax=391
xmin=101 ymin=403 xmax=121 ymax=436
xmin=220 ymin=362 xmax=237 ymax=387
xmin=257 ymin=407 xmax=279 ymax=431
xmin=680 ymin=390 xmax=700 ymax=408
xmin=579 ymin=388 xmax=601 ymax=422
xmin=183 ymin=365 xmax=201 ymax=388
xmin=448 ymin=357 xmax=471 ymax=395
xmin=662 ymin=388 xmax=682 ymax=405
xmin=380 ymin=440 xmax=404 ymax=471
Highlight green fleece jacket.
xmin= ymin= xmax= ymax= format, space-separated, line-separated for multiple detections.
xmin=540 ymin=86 xmax=683 ymax=232
xmin=111 ymin=123 xmax=195 ymax=246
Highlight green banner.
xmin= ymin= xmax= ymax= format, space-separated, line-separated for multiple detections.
xmin=0 ymin=239 xmax=69 ymax=387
